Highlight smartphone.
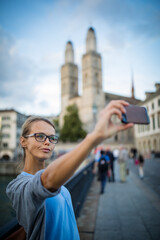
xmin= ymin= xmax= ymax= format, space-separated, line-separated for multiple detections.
xmin=121 ymin=105 xmax=150 ymax=124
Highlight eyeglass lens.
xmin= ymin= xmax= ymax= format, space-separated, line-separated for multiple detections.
xmin=35 ymin=133 xmax=58 ymax=143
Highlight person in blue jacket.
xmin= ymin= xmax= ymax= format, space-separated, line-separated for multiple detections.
xmin=97 ymin=150 xmax=110 ymax=194
xmin=6 ymin=100 xmax=133 ymax=240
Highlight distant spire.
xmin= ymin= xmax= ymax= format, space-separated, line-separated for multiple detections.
xmin=65 ymin=41 xmax=74 ymax=63
xmin=86 ymin=27 xmax=97 ymax=53
xmin=131 ymin=70 xmax=135 ymax=99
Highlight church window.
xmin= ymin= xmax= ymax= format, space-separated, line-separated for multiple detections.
xmin=94 ymin=59 xmax=98 ymax=67
xmin=71 ymin=82 xmax=75 ymax=93
xmin=114 ymin=134 xmax=118 ymax=141
xmin=85 ymin=74 xmax=88 ymax=86
xmin=62 ymin=83 xmax=66 ymax=94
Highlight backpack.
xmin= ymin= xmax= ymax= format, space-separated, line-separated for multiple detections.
xmin=98 ymin=156 xmax=108 ymax=172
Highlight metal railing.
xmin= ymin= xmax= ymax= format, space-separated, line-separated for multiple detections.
xmin=0 ymin=160 xmax=94 ymax=239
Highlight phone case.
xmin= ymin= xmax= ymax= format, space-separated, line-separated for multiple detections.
xmin=121 ymin=105 xmax=150 ymax=124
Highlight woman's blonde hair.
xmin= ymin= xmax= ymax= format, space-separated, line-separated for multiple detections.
xmin=19 ymin=116 xmax=55 ymax=169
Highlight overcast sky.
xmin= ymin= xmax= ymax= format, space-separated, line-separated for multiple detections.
xmin=0 ymin=0 xmax=160 ymax=116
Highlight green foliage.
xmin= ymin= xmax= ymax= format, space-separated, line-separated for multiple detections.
xmin=60 ymin=104 xmax=87 ymax=142
xmin=53 ymin=118 xmax=59 ymax=133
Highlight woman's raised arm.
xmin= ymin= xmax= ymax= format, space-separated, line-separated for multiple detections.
xmin=41 ymin=100 xmax=133 ymax=191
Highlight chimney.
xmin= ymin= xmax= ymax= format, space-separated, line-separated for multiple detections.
xmin=145 ymin=92 xmax=154 ymax=99
xmin=155 ymin=83 xmax=160 ymax=92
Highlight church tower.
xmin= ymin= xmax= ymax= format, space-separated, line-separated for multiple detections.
xmin=81 ymin=27 xmax=104 ymax=130
xmin=61 ymin=41 xmax=78 ymax=112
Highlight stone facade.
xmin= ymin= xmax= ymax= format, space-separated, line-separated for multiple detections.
xmin=134 ymin=83 xmax=160 ymax=157
xmin=0 ymin=110 xmax=27 ymax=160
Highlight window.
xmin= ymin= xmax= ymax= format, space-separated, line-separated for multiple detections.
xmin=158 ymin=112 xmax=160 ymax=128
xmin=3 ymin=143 xmax=8 ymax=148
xmin=2 ymin=116 xmax=10 ymax=120
xmin=152 ymin=115 xmax=155 ymax=130
xmin=2 ymin=124 xmax=10 ymax=128
xmin=2 ymin=133 xmax=10 ymax=138
xmin=158 ymin=99 xmax=160 ymax=107
xmin=114 ymin=134 xmax=118 ymax=141
xmin=152 ymin=103 xmax=154 ymax=110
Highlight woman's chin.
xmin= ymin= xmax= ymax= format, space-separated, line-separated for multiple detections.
xmin=38 ymin=154 xmax=52 ymax=162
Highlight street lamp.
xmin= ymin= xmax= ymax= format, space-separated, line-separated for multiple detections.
xmin=0 ymin=117 xmax=2 ymax=159
xmin=92 ymin=103 xmax=97 ymax=129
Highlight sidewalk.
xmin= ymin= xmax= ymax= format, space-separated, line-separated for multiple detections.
xmin=77 ymin=162 xmax=160 ymax=240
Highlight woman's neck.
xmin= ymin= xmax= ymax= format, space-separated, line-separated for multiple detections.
xmin=23 ymin=157 xmax=45 ymax=175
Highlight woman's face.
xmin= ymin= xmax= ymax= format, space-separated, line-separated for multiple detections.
xmin=23 ymin=120 xmax=56 ymax=161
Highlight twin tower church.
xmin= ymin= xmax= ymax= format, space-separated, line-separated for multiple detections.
xmin=60 ymin=27 xmax=140 ymax=139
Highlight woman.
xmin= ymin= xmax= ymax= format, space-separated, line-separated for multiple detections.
xmin=138 ymin=153 xmax=145 ymax=179
xmin=118 ymin=146 xmax=128 ymax=183
xmin=6 ymin=100 xmax=133 ymax=240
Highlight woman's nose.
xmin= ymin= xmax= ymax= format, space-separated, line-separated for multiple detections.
xmin=44 ymin=137 xmax=50 ymax=144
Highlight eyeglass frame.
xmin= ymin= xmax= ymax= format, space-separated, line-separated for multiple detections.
xmin=24 ymin=132 xmax=59 ymax=144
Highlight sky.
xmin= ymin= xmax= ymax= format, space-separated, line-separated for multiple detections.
xmin=0 ymin=0 xmax=160 ymax=117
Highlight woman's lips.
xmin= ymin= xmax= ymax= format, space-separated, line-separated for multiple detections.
xmin=41 ymin=148 xmax=50 ymax=153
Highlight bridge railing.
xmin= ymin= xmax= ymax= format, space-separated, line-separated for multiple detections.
xmin=0 ymin=159 xmax=94 ymax=239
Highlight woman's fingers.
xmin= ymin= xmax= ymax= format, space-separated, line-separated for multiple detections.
xmin=117 ymin=123 xmax=134 ymax=132
xmin=106 ymin=100 xmax=129 ymax=114
xmin=94 ymin=100 xmax=133 ymax=139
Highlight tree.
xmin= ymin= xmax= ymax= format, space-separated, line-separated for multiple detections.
xmin=60 ymin=104 xmax=87 ymax=142
xmin=53 ymin=118 xmax=60 ymax=136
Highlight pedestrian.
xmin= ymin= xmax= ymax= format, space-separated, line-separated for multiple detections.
xmin=94 ymin=146 xmax=103 ymax=162
xmin=138 ymin=153 xmax=145 ymax=179
xmin=6 ymin=100 xmax=133 ymax=240
xmin=93 ymin=150 xmax=110 ymax=194
xmin=113 ymin=148 xmax=119 ymax=160
xmin=118 ymin=146 xmax=128 ymax=183
xmin=106 ymin=146 xmax=115 ymax=182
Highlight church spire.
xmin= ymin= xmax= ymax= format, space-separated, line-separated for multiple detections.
xmin=86 ymin=27 xmax=97 ymax=53
xmin=131 ymin=70 xmax=135 ymax=99
xmin=65 ymin=41 xmax=74 ymax=63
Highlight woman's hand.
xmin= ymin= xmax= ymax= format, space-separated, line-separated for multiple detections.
xmin=92 ymin=100 xmax=133 ymax=143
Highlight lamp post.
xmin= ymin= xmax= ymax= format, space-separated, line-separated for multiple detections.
xmin=92 ymin=103 xmax=97 ymax=129
xmin=0 ymin=117 xmax=2 ymax=159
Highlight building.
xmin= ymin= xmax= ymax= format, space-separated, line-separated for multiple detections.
xmin=134 ymin=83 xmax=160 ymax=157
xmin=0 ymin=109 xmax=27 ymax=160
xmin=60 ymin=27 xmax=140 ymax=147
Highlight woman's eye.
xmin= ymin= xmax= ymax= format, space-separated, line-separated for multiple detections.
xmin=50 ymin=136 xmax=55 ymax=141
xmin=37 ymin=134 xmax=45 ymax=139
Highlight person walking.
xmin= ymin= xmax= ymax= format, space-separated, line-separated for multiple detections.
xmin=93 ymin=150 xmax=110 ymax=194
xmin=6 ymin=100 xmax=133 ymax=240
xmin=106 ymin=146 xmax=115 ymax=182
xmin=118 ymin=146 xmax=128 ymax=183
xmin=138 ymin=153 xmax=145 ymax=179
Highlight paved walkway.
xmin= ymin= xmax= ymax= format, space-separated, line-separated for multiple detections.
xmin=77 ymin=162 xmax=160 ymax=240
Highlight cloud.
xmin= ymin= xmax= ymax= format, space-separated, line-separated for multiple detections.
xmin=75 ymin=0 xmax=160 ymax=49
xmin=0 ymin=27 xmax=37 ymax=100
xmin=0 ymin=26 xmax=61 ymax=115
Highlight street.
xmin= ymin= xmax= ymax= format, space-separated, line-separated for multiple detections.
xmin=127 ymin=158 xmax=160 ymax=197
xmin=78 ymin=159 xmax=160 ymax=240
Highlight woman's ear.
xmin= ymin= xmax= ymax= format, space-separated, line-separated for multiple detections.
xmin=20 ymin=136 xmax=27 ymax=148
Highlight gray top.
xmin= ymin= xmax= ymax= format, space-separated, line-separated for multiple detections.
xmin=6 ymin=170 xmax=60 ymax=240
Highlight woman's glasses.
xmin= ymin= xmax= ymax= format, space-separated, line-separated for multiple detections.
xmin=24 ymin=133 xmax=59 ymax=144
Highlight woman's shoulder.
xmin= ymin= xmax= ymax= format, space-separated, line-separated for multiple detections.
xmin=6 ymin=172 xmax=33 ymax=194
